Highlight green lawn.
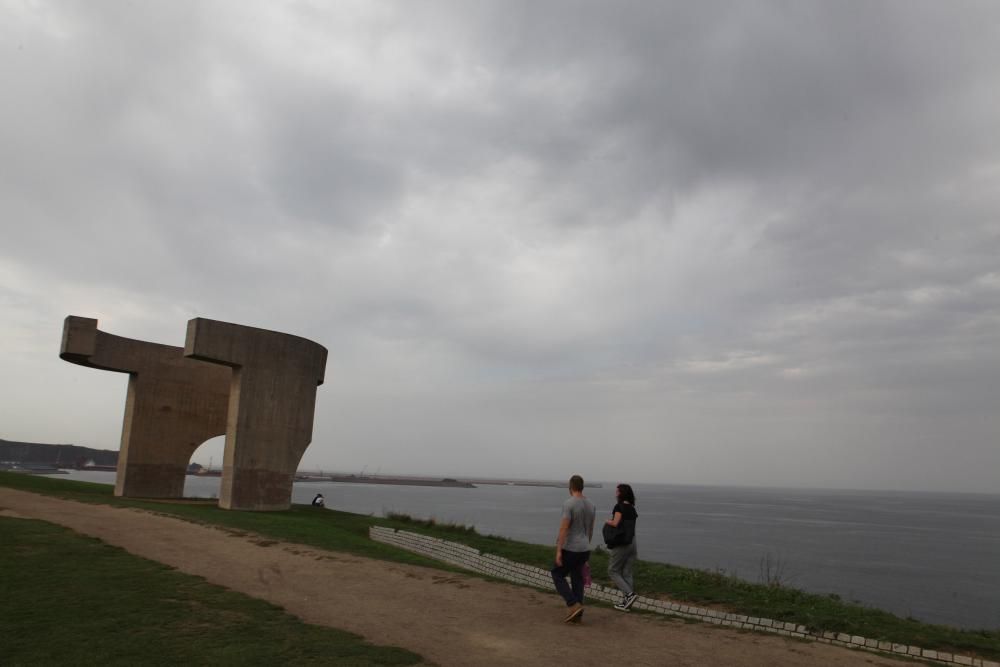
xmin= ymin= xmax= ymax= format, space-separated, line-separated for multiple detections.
xmin=3 ymin=470 xmax=998 ymax=661
xmin=0 ymin=472 xmax=462 ymax=571
xmin=0 ymin=515 xmax=421 ymax=666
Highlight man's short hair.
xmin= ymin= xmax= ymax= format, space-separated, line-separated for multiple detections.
xmin=569 ymin=475 xmax=584 ymax=492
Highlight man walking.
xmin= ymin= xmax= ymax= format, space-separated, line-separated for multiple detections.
xmin=551 ymin=474 xmax=596 ymax=623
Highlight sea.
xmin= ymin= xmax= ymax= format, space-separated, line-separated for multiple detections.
xmin=61 ymin=470 xmax=1000 ymax=631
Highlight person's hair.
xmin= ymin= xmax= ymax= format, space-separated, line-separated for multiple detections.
xmin=569 ymin=475 xmax=585 ymax=492
xmin=616 ymin=483 xmax=636 ymax=505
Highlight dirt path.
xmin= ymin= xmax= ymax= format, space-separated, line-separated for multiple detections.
xmin=1 ymin=488 xmax=909 ymax=667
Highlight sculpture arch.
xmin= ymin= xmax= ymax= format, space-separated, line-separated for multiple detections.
xmin=185 ymin=317 xmax=328 ymax=511
xmin=60 ymin=315 xmax=328 ymax=511
xmin=60 ymin=316 xmax=230 ymax=499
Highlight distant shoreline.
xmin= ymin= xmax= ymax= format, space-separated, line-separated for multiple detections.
xmin=3 ymin=440 xmax=606 ymax=489
xmin=294 ymin=475 xmax=602 ymax=489
xmin=1 ymin=463 xmax=603 ymax=490
xmin=297 ymin=475 xmax=475 ymax=488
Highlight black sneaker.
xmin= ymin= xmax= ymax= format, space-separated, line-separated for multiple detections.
xmin=621 ymin=593 xmax=638 ymax=610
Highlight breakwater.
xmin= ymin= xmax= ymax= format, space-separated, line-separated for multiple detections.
xmin=298 ymin=475 xmax=475 ymax=488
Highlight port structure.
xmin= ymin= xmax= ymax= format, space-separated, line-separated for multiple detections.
xmin=60 ymin=316 xmax=328 ymax=511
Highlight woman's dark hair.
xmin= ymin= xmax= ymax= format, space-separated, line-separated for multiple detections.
xmin=616 ymin=483 xmax=636 ymax=505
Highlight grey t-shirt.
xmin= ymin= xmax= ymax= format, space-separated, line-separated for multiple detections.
xmin=561 ymin=495 xmax=596 ymax=552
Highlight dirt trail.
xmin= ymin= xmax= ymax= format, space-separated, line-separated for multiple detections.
xmin=0 ymin=488 xmax=908 ymax=666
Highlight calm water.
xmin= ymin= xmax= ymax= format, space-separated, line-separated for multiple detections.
xmin=63 ymin=471 xmax=1000 ymax=630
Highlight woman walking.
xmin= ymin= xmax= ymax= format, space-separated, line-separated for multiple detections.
xmin=604 ymin=483 xmax=638 ymax=611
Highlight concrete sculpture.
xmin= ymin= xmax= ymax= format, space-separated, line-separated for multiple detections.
xmin=60 ymin=316 xmax=230 ymax=499
xmin=60 ymin=315 xmax=328 ymax=511
xmin=184 ymin=318 xmax=328 ymax=511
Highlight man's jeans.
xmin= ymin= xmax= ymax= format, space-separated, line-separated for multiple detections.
xmin=551 ymin=549 xmax=590 ymax=606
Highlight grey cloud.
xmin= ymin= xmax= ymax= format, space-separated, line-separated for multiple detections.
xmin=1 ymin=1 xmax=999 ymax=491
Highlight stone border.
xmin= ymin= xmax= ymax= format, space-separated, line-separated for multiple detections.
xmin=370 ymin=526 xmax=994 ymax=667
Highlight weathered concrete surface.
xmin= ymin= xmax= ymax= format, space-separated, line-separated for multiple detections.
xmin=60 ymin=316 xmax=230 ymax=499
xmin=184 ymin=318 xmax=327 ymax=511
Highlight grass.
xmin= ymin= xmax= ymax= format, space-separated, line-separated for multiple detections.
xmin=3 ymin=471 xmax=999 ymax=660
xmin=384 ymin=511 xmax=478 ymax=535
xmin=0 ymin=515 xmax=421 ymax=666
xmin=0 ymin=471 xmax=459 ymax=570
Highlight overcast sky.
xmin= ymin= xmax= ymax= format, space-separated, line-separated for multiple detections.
xmin=2 ymin=1 xmax=998 ymax=493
